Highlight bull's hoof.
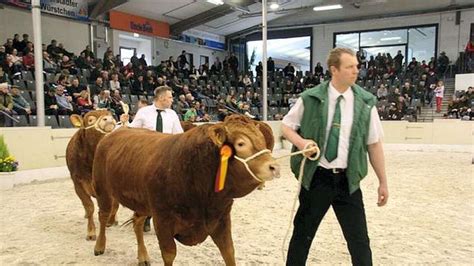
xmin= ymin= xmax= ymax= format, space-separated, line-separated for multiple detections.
xmin=143 ymin=225 xmax=151 ymax=232
xmin=86 ymin=235 xmax=96 ymax=241
xmin=138 ymin=260 xmax=151 ymax=266
xmin=94 ymin=249 xmax=104 ymax=256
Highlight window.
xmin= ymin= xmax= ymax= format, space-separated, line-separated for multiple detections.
xmin=334 ymin=24 xmax=437 ymax=65
xmin=200 ymin=55 xmax=209 ymax=66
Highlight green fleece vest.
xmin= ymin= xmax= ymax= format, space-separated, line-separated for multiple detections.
xmin=290 ymin=81 xmax=377 ymax=194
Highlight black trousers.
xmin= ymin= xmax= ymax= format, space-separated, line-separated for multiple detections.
xmin=286 ymin=167 xmax=372 ymax=266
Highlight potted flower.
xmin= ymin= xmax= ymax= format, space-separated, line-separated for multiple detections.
xmin=0 ymin=135 xmax=19 ymax=172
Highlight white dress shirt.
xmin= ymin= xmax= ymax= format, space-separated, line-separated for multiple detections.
xmin=129 ymin=103 xmax=184 ymax=134
xmin=282 ymin=82 xmax=384 ymax=169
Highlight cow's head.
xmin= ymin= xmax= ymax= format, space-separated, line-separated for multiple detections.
xmin=70 ymin=110 xmax=116 ymax=134
xmin=208 ymin=115 xmax=280 ymax=185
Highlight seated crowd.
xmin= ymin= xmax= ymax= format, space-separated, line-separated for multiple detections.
xmin=0 ymin=33 xmax=470 ymax=127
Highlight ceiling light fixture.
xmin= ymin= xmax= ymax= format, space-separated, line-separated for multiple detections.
xmin=270 ymin=3 xmax=279 ymax=10
xmin=207 ymin=0 xmax=224 ymax=5
xmin=133 ymin=33 xmax=140 ymax=38
xmin=313 ymin=4 xmax=342 ymax=11
xmin=380 ymin=37 xmax=401 ymax=41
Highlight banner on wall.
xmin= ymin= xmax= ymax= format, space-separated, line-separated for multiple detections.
xmin=4 ymin=0 xmax=89 ymax=20
xmin=109 ymin=10 xmax=169 ymax=38
xmin=178 ymin=29 xmax=225 ymax=50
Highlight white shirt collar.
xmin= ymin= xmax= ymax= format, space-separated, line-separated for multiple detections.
xmin=329 ymin=82 xmax=352 ymax=101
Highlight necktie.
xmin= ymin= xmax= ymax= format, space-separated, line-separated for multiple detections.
xmin=325 ymin=95 xmax=343 ymax=162
xmin=156 ymin=109 xmax=163 ymax=132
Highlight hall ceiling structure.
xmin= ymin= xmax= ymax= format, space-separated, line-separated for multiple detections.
xmin=85 ymin=0 xmax=474 ymax=38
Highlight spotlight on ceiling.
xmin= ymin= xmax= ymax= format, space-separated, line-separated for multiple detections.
xmin=207 ymin=0 xmax=224 ymax=5
xmin=270 ymin=3 xmax=279 ymax=10
xmin=313 ymin=4 xmax=343 ymax=12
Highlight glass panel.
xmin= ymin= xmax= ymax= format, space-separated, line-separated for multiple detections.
xmin=363 ymin=45 xmax=405 ymax=64
xmin=408 ymin=26 xmax=436 ymax=63
xmin=247 ymin=36 xmax=311 ymax=76
xmin=360 ymin=29 xmax=407 ymax=47
xmin=335 ymin=33 xmax=359 ymax=50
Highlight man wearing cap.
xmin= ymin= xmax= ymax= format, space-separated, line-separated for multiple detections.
xmin=282 ymin=48 xmax=389 ymax=266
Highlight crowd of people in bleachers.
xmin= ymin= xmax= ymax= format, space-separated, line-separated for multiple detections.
xmin=1 ymin=32 xmax=473 ymax=127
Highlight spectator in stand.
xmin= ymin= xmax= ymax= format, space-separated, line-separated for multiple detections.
xmin=144 ymin=76 xmax=156 ymax=96
xmin=177 ymin=50 xmax=188 ymax=70
xmin=44 ymin=87 xmax=59 ymax=116
xmin=434 ymin=80 xmax=444 ymax=113
xmin=76 ymin=90 xmax=93 ymax=114
xmin=283 ymin=62 xmax=295 ymax=80
xmin=69 ymin=77 xmax=87 ymax=101
xmin=46 ymin=39 xmax=60 ymax=60
xmin=251 ymin=92 xmax=261 ymax=108
xmin=131 ymin=74 xmax=145 ymax=95
xmin=0 ymin=83 xmax=15 ymax=127
xmin=358 ymin=64 xmax=367 ymax=81
xmin=4 ymin=38 xmax=14 ymax=54
xmin=81 ymin=45 xmax=95 ymax=59
xmin=90 ymin=76 xmax=107 ymax=95
xmin=407 ymin=57 xmax=418 ymax=76
xmin=304 ymin=72 xmax=319 ymax=88
xmin=255 ymin=61 xmax=263 ymax=77
xmin=109 ymin=73 xmax=121 ymax=92
xmin=425 ymin=70 xmax=437 ymax=107
xmin=0 ymin=46 xmax=6 ymax=63
xmin=267 ymin=57 xmax=275 ymax=72
xmin=10 ymin=49 xmax=23 ymax=66
xmin=139 ymin=54 xmax=147 ymax=67
xmin=437 ymin=51 xmax=449 ymax=77
xmin=23 ymin=51 xmax=34 ymax=71
xmin=228 ymin=52 xmax=239 ymax=76
xmin=22 ymin=41 xmax=33 ymax=56
xmin=0 ymin=67 xmax=8 ymax=84
xmin=12 ymin=34 xmax=21 ymax=52
xmin=376 ymin=84 xmax=388 ymax=100
xmin=11 ymin=86 xmax=33 ymax=117
xmin=103 ymin=53 xmax=115 ymax=71
xmin=401 ymin=81 xmax=414 ymax=104
xmin=95 ymin=89 xmax=114 ymax=114
xmin=183 ymin=102 xmax=197 ymax=122
xmin=43 ymin=51 xmax=58 ymax=73
xmin=60 ymin=55 xmax=76 ymax=74
xmin=314 ymin=62 xmax=324 ymax=78
xmin=55 ymin=85 xmax=75 ymax=115
xmin=210 ymin=57 xmax=222 ymax=74
xmin=242 ymin=74 xmax=252 ymax=88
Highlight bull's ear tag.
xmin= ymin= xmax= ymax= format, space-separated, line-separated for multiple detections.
xmin=215 ymin=145 xmax=233 ymax=192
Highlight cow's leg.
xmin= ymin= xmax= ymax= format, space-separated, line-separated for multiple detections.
xmin=210 ymin=212 xmax=236 ymax=266
xmin=133 ymin=213 xmax=151 ymax=265
xmin=106 ymin=199 xmax=119 ymax=227
xmin=72 ymin=178 xmax=96 ymax=241
xmin=153 ymin=216 xmax=177 ymax=266
xmin=94 ymin=192 xmax=113 ymax=256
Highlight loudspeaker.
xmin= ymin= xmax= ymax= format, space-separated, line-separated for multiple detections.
xmin=455 ymin=11 xmax=461 ymax=25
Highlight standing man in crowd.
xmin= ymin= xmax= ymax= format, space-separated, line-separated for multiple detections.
xmin=281 ymin=47 xmax=389 ymax=266
xmin=128 ymin=85 xmax=183 ymax=231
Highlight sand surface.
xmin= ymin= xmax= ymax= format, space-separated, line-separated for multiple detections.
xmin=1 ymin=148 xmax=473 ymax=265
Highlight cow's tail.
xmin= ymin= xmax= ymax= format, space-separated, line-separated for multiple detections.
xmin=120 ymin=216 xmax=135 ymax=228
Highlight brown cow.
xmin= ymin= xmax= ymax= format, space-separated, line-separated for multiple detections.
xmin=92 ymin=115 xmax=280 ymax=265
xmin=66 ymin=110 xmax=119 ymax=241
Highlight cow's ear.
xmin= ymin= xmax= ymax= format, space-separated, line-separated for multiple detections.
xmin=208 ymin=125 xmax=227 ymax=147
xmin=70 ymin=114 xmax=84 ymax=128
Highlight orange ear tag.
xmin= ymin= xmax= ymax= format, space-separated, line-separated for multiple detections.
xmin=215 ymin=145 xmax=233 ymax=192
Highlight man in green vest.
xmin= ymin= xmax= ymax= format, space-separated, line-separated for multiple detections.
xmin=281 ymin=48 xmax=389 ymax=266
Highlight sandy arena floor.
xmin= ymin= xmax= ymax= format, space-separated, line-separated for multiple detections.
xmin=0 ymin=148 xmax=473 ymax=265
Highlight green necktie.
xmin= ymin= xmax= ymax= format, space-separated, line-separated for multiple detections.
xmin=325 ymin=95 xmax=343 ymax=162
xmin=156 ymin=109 xmax=163 ymax=132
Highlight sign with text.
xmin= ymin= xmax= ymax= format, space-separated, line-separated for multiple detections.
xmin=4 ymin=0 xmax=89 ymax=20
xmin=109 ymin=10 xmax=169 ymax=39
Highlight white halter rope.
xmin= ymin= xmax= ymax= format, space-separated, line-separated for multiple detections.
xmin=84 ymin=115 xmax=116 ymax=135
xmin=233 ymin=149 xmax=272 ymax=183
xmin=274 ymin=143 xmax=321 ymax=262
